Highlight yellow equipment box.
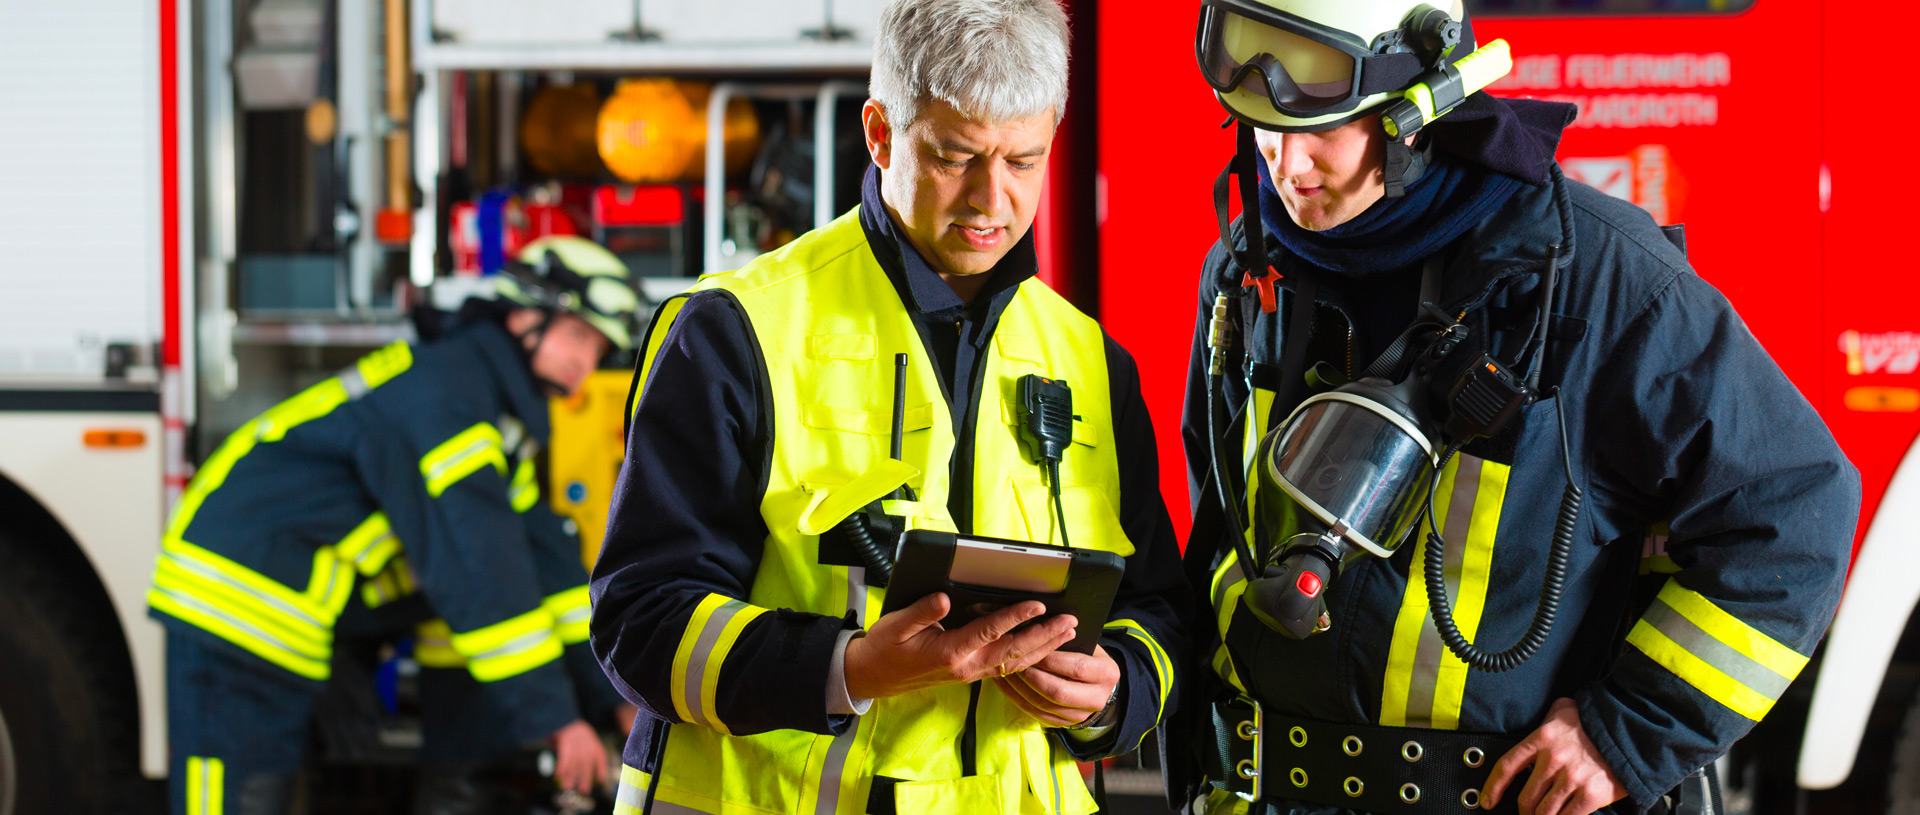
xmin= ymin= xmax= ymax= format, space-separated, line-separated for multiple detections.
xmin=547 ymin=369 xmax=631 ymax=570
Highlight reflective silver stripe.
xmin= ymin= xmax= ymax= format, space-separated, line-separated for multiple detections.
xmin=338 ymin=366 xmax=371 ymax=399
xmin=682 ymin=599 xmax=750 ymax=727
xmin=164 ymin=551 xmax=328 ymax=630
xmin=1643 ymin=598 xmax=1795 ymax=700
xmin=1050 ymin=739 xmax=1064 ymax=814
xmin=808 ymin=565 xmax=871 ymax=815
xmin=1405 ymin=456 xmax=1482 ymax=728
xmin=157 ymin=586 xmax=315 ymax=659
xmin=351 ymin=532 xmax=396 ymax=568
xmin=814 ymin=725 xmax=860 ymax=815
xmin=615 ymin=775 xmax=648 ymax=812
xmin=313 ymin=558 xmax=348 ymax=609
xmin=198 ymin=757 xmax=212 ymax=815
xmin=427 ymin=438 xmax=497 ymax=481
xmin=470 ymin=629 xmax=557 ymax=665
xmin=555 ymin=606 xmax=591 ymax=626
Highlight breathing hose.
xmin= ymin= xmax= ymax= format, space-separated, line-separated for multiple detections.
xmin=1422 ymin=391 xmax=1582 ymax=672
xmin=1207 ymin=332 xmax=1263 ymax=585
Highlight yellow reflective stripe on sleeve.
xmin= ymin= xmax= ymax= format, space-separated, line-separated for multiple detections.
xmin=337 ymin=512 xmax=402 ymax=577
xmin=1107 ymin=619 xmax=1173 ymax=713
xmin=304 ymin=546 xmax=356 ymax=617
xmin=1107 ymin=618 xmax=1174 ymax=749
xmin=1379 ymin=455 xmax=1507 ymax=730
xmin=163 ymin=343 xmax=413 ymax=545
xmin=360 ymin=557 xmax=419 ymax=608
xmin=510 ymin=458 xmax=540 ymax=513
xmin=615 ymin=763 xmax=651 ymax=815
xmin=186 ymin=756 xmax=226 ymax=815
xmin=449 ymin=607 xmax=563 ymax=682
xmin=165 ymin=382 xmax=345 ymax=543
xmin=355 ymin=341 xmax=414 ymax=389
xmin=415 ymin=618 xmax=467 ymax=667
xmin=669 ymin=593 xmax=769 ymax=735
xmin=421 ymin=423 xmax=508 ymax=497
xmin=1626 ymin=580 xmax=1810 ymax=721
xmin=543 ymin=585 xmax=594 ymax=644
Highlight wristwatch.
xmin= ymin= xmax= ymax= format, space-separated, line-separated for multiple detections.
xmin=1065 ymin=681 xmax=1123 ymax=731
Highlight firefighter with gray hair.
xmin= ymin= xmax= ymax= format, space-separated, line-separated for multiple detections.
xmin=591 ymin=0 xmax=1190 ymax=813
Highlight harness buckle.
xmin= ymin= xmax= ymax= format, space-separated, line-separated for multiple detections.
xmin=1241 ymin=267 xmax=1281 ymax=315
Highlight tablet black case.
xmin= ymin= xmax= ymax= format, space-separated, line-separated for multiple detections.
xmin=879 ymin=529 xmax=1126 ymax=654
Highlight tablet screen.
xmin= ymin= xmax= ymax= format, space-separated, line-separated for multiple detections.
xmin=948 ymin=538 xmax=1073 ymax=593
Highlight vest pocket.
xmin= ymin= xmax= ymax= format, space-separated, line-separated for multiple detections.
xmin=657 ymin=726 xmax=814 ymax=814
xmin=801 ymin=403 xmax=936 ymax=436
xmin=891 ymin=774 xmax=1005 ymax=813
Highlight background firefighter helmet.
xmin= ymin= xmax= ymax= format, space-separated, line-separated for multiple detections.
xmin=1197 ymin=0 xmax=1504 ymax=134
xmin=497 ymin=235 xmax=640 ymax=351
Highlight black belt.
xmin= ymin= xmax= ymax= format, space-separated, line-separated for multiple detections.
xmin=1206 ymin=700 xmax=1525 ymax=813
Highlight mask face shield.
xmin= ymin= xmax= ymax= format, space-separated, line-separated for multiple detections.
xmin=1264 ymin=391 xmax=1436 ymax=559
xmin=1242 ymin=386 xmax=1436 ymax=639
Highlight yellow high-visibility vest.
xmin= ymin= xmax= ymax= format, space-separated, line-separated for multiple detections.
xmin=624 ymin=209 xmax=1133 ymax=815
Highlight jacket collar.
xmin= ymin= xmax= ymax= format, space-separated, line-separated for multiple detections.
xmin=856 ymin=164 xmax=1038 ymax=318
xmin=1435 ymin=163 xmax=1576 ymax=314
xmin=1236 ymin=165 xmax=1574 ymax=317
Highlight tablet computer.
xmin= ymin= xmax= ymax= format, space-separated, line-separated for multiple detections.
xmin=880 ymin=529 xmax=1125 ymax=654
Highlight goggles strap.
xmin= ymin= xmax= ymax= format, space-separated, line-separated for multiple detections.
xmin=513 ymin=309 xmax=572 ymax=396
xmin=1382 ymin=136 xmax=1431 ymax=199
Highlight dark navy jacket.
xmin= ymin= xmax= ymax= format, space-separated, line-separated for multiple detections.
xmin=593 ymin=167 xmax=1192 ymax=770
xmin=152 ymin=319 xmax=620 ymax=745
xmin=1178 ymin=167 xmax=1860 ymax=812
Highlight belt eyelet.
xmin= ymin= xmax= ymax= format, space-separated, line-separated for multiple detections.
xmin=1343 ymin=777 xmax=1364 ymax=797
xmin=1464 ymin=746 xmax=1485 ymax=768
xmin=1290 ymin=768 xmax=1308 ymax=788
xmin=1236 ymin=720 xmax=1258 ymax=741
xmin=1401 ymin=740 xmax=1424 ymax=762
xmin=1236 ymin=759 xmax=1258 ymax=780
xmin=1400 ymin=783 xmax=1422 ymax=803
xmin=1342 ymin=735 xmax=1363 ymax=757
xmin=1462 ymin=788 xmax=1483 ymax=809
xmin=1289 ymin=726 xmax=1308 ymax=748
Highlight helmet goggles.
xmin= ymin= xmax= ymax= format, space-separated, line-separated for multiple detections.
xmin=1195 ymin=0 xmax=1427 ymax=121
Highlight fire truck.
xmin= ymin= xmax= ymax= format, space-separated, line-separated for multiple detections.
xmin=0 ymin=0 xmax=1910 ymax=812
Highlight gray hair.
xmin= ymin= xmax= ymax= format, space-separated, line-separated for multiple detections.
xmin=869 ymin=0 xmax=1070 ymax=128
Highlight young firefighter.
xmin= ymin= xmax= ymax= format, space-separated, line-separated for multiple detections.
xmin=1171 ymin=2 xmax=1859 ymax=814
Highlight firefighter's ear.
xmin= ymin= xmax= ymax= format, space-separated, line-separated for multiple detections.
xmin=863 ymin=99 xmax=893 ymax=171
